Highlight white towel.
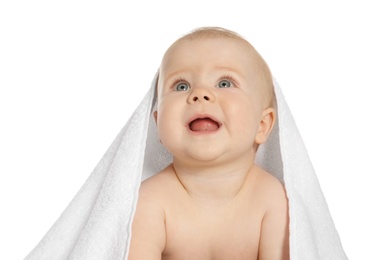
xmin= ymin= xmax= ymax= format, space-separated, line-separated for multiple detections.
xmin=25 ymin=74 xmax=347 ymax=260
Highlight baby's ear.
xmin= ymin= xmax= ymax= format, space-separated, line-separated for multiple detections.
xmin=255 ymin=108 xmax=276 ymax=144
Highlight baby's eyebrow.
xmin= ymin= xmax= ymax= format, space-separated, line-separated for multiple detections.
xmin=162 ymin=69 xmax=189 ymax=83
xmin=215 ymin=66 xmax=244 ymax=78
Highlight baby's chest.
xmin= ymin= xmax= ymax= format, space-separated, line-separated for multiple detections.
xmin=162 ymin=206 xmax=262 ymax=259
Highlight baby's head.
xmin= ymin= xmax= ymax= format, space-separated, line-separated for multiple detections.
xmin=155 ymin=27 xmax=276 ymax=163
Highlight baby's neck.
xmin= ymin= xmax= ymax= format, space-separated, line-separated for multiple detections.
xmin=171 ymin=160 xmax=255 ymax=206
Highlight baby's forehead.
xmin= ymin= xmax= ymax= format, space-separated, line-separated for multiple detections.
xmin=164 ymin=36 xmax=256 ymax=60
xmin=160 ymin=37 xmax=263 ymax=77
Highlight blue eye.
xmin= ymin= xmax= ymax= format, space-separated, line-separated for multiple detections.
xmin=218 ymin=79 xmax=232 ymax=88
xmin=175 ymin=82 xmax=190 ymax=91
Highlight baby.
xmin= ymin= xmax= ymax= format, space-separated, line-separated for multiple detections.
xmin=128 ymin=27 xmax=289 ymax=260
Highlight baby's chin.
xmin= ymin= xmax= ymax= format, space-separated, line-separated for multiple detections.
xmin=170 ymin=148 xmax=227 ymax=167
xmin=171 ymin=147 xmax=254 ymax=170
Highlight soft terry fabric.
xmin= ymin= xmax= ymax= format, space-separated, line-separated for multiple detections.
xmin=25 ymin=75 xmax=347 ymax=260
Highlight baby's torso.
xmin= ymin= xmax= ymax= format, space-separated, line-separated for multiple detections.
xmin=158 ymin=168 xmax=267 ymax=260
xmin=162 ymin=202 xmax=263 ymax=260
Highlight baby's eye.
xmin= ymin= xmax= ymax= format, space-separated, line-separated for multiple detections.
xmin=217 ymin=79 xmax=232 ymax=88
xmin=175 ymin=82 xmax=190 ymax=91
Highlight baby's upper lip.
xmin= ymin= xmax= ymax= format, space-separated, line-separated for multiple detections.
xmin=186 ymin=114 xmax=222 ymax=130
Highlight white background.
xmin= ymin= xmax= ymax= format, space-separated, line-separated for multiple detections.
xmin=1 ymin=1 xmax=382 ymax=259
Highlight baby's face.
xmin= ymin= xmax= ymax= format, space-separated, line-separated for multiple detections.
xmin=156 ymin=37 xmax=272 ymax=165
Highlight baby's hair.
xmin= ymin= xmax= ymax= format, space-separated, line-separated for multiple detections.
xmin=168 ymin=27 xmax=276 ymax=109
xmin=180 ymin=26 xmax=244 ymax=40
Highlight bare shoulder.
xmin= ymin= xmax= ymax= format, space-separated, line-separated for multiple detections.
xmin=254 ymin=166 xmax=288 ymax=208
xmin=128 ymin=165 xmax=175 ymax=260
xmin=252 ymin=165 xmax=290 ymax=260
xmin=139 ymin=165 xmax=176 ymax=198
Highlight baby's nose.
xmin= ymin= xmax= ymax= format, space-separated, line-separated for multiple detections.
xmin=187 ymin=87 xmax=216 ymax=104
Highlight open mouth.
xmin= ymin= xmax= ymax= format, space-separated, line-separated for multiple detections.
xmin=188 ymin=117 xmax=221 ymax=132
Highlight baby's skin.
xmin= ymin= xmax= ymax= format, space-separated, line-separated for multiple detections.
xmin=131 ymin=163 xmax=288 ymax=260
xmin=128 ymin=28 xmax=289 ymax=259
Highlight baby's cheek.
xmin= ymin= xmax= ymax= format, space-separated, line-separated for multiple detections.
xmin=157 ymin=111 xmax=182 ymax=142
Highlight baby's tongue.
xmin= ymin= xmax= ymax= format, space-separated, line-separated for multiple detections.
xmin=190 ymin=118 xmax=219 ymax=131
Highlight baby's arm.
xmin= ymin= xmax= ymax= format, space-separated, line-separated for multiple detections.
xmin=127 ymin=180 xmax=166 ymax=260
xmin=258 ymin=178 xmax=289 ymax=260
